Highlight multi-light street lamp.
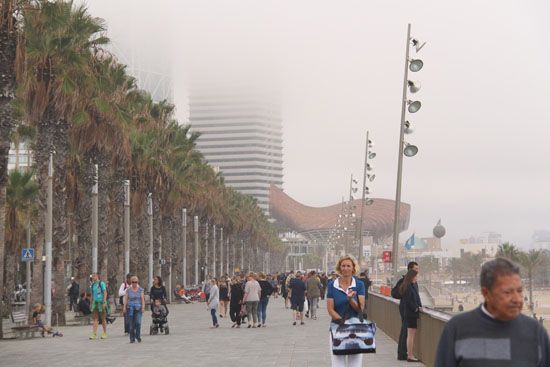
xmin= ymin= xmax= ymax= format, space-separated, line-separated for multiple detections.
xmin=392 ymin=24 xmax=426 ymax=277
xmin=358 ymin=132 xmax=376 ymax=266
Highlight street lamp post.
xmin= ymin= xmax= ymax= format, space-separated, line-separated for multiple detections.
xmin=92 ymin=164 xmax=98 ymax=273
xmin=219 ymin=227 xmax=224 ymax=276
xmin=204 ymin=223 xmax=209 ymax=280
xmin=182 ymin=208 xmax=187 ymax=287
xmin=240 ymin=240 xmax=244 ymax=271
xmin=212 ymin=224 xmax=216 ymax=278
xmin=227 ymin=237 xmax=230 ymax=275
xmin=147 ymin=193 xmax=153 ymax=289
xmin=194 ymin=216 xmax=199 ymax=285
xmin=392 ymin=23 xmax=425 ymax=278
xmin=123 ymin=180 xmax=130 ymax=275
xmin=44 ymin=153 xmax=53 ymax=326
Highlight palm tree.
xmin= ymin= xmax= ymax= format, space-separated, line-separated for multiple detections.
xmin=0 ymin=0 xmax=22 ymax=337
xmin=496 ymin=242 xmax=519 ymax=261
xmin=20 ymin=0 xmax=108 ymax=324
xmin=5 ymin=169 xmax=38 ymax=302
xmin=517 ymin=249 xmax=544 ymax=312
xmin=418 ymin=255 xmax=439 ymax=286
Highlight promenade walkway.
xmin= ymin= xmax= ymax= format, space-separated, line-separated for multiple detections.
xmin=0 ymin=298 xmax=425 ymax=367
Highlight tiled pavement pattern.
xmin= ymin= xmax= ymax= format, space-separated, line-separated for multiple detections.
xmin=0 ymin=298 xmax=425 ymax=367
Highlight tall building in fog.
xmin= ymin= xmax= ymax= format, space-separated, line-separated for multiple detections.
xmin=189 ymin=88 xmax=283 ymax=214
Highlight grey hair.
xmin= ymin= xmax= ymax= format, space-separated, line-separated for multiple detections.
xmin=480 ymin=258 xmax=520 ymax=290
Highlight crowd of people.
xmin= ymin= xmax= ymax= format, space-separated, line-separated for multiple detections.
xmin=26 ymin=253 xmax=550 ymax=367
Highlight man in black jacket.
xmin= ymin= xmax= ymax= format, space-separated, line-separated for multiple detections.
xmin=68 ymin=277 xmax=80 ymax=312
xmin=391 ymin=261 xmax=419 ymax=361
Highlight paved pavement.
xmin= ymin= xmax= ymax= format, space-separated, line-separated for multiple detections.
xmin=0 ymin=297 xmax=424 ymax=367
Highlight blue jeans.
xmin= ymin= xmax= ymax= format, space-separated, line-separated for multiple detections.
xmin=210 ymin=308 xmax=218 ymax=326
xmin=129 ymin=309 xmax=142 ymax=341
xmin=124 ymin=312 xmax=130 ymax=333
xmin=257 ymin=297 xmax=269 ymax=324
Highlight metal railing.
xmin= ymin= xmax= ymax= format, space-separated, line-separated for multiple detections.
xmin=367 ymin=291 xmax=451 ymax=367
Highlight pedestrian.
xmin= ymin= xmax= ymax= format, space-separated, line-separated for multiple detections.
xmin=391 ymin=261 xmax=419 ymax=361
xmin=281 ymin=272 xmax=289 ymax=308
xmin=78 ymin=292 xmax=91 ymax=315
xmin=207 ymin=278 xmax=220 ymax=328
xmin=268 ymin=274 xmax=278 ymax=299
xmin=150 ymin=275 xmax=168 ymax=311
xmin=289 ymin=271 xmax=306 ymax=325
xmin=67 ymin=277 xmax=80 ymax=312
xmin=357 ymin=272 xmax=372 ymax=318
xmin=399 ymin=269 xmax=421 ymax=362
xmin=284 ymin=271 xmax=295 ymax=309
xmin=326 ymin=255 xmax=366 ymax=367
xmin=320 ymin=273 xmax=328 ymax=300
xmin=257 ymin=272 xmax=273 ymax=327
xmin=243 ymin=272 xmax=261 ymax=328
xmin=229 ymin=277 xmax=244 ymax=328
xmin=306 ymin=270 xmax=322 ymax=320
xmin=32 ymin=303 xmax=63 ymax=337
xmin=89 ymin=272 xmax=108 ymax=340
xmin=123 ymin=275 xmax=145 ymax=343
xmin=219 ymin=279 xmax=229 ymax=318
xmin=202 ymin=277 xmax=212 ymax=302
xmin=119 ymin=273 xmax=131 ymax=334
xmin=435 ymin=258 xmax=550 ymax=366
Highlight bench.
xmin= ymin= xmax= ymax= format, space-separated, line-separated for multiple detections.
xmin=74 ymin=312 xmax=91 ymax=325
xmin=11 ymin=310 xmax=39 ymax=339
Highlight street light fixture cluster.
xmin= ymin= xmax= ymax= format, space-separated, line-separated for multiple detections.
xmin=358 ymin=133 xmax=376 ymax=265
xmin=392 ymin=24 xmax=426 ymax=277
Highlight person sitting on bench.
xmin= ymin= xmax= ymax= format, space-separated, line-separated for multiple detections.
xmin=32 ymin=304 xmax=62 ymax=337
xmin=78 ymin=293 xmax=91 ymax=315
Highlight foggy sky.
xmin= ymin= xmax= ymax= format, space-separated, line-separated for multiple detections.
xmin=84 ymin=0 xmax=550 ymax=249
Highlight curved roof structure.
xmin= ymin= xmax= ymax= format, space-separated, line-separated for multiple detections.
xmin=269 ymin=185 xmax=410 ymax=242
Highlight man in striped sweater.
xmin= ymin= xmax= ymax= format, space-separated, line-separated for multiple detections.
xmin=435 ymin=258 xmax=550 ymax=367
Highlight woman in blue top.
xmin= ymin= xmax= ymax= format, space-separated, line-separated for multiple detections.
xmin=124 ymin=275 xmax=145 ymax=343
xmin=326 ymin=255 xmax=366 ymax=367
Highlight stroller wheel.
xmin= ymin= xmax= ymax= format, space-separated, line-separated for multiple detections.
xmin=165 ymin=326 xmax=169 ymax=335
xmin=149 ymin=325 xmax=154 ymax=335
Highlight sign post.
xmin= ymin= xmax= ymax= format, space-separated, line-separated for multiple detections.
xmin=22 ymin=248 xmax=35 ymax=317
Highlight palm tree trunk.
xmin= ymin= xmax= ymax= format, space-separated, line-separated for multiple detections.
xmin=0 ymin=0 xmax=19 ymax=338
xmin=33 ymin=108 xmax=69 ymax=326
xmin=51 ymin=118 xmax=69 ymax=326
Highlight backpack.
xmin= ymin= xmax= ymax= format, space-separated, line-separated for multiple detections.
xmin=391 ymin=278 xmax=404 ymax=299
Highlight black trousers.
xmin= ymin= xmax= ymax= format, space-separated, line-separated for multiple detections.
xmin=229 ymin=303 xmax=241 ymax=325
xmin=397 ymin=316 xmax=408 ymax=359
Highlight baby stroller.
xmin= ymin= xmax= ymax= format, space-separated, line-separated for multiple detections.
xmin=150 ymin=302 xmax=169 ymax=335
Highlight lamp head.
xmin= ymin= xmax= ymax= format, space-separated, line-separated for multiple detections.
xmin=403 ymin=143 xmax=419 ymax=157
xmin=409 ymin=59 xmax=424 ymax=72
xmin=407 ymin=100 xmax=422 ymax=113
xmin=368 ymin=174 xmax=376 ymax=182
xmin=404 ymin=120 xmax=414 ymax=134
xmin=407 ymin=80 xmax=421 ymax=93
xmin=368 ymin=152 xmax=376 ymax=159
xmin=411 ymin=38 xmax=427 ymax=52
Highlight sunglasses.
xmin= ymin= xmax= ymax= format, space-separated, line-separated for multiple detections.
xmin=131 ymin=281 xmax=138 ymax=284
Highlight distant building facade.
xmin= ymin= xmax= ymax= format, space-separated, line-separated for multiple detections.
xmin=532 ymin=230 xmax=550 ymax=250
xmin=8 ymin=142 xmax=33 ymax=172
xmin=458 ymin=231 xmax=502 ymax=257
xmin=189 ymin=88 xmax=283 ymax=214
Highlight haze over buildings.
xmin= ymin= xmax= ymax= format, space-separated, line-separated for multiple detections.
xmin=84 ymin=0 xmax=550 ymax=249
xmin=189 ymin=86 xmax=284 ymax=213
